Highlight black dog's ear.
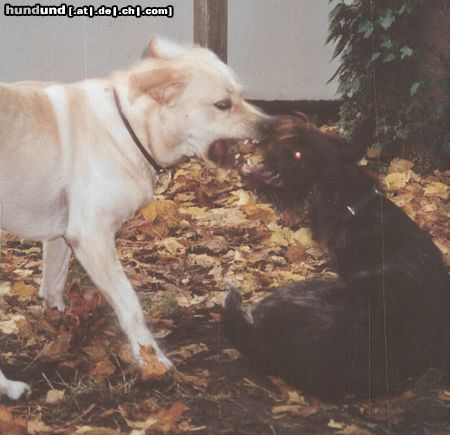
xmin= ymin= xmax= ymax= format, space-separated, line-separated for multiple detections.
xmin=327 ymin=109 xmax=376 ymax=162
xmin=328 ymin=134 xmax=366 ymax=162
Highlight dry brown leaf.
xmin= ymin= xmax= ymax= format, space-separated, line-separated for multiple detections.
xmin=437 ymin=390 xmax=450 ymax=402
xmin=139 ymin=345 xmax=169 ymax=381
xmin=140 ymin=199 xmax=180 ymax=239
xmin=90 ymin=359 xmax=116 ymax=379
xmin=40 ymin=332 xmax=72 ymax=361
xmin=0 ymin=406 xmax=27 ymax=435
xmin=73 ymin=427 xmax=120 ymax=434
xmin=122 ymin=401 xmax=188 ymax=433
xmin=272 ymin=404 xmax=304 ymax=416
xmin=178 ymin=342 xmax=208 ymax=360
xmin=285 ymin=242 xmax=307 ymax=263
xmin=242 ymin=203 xmax=277 ymax=224
xmin=27 ymin=418 xmax=54 ymax=434
xmin=337 ymin=424 xmax=374 ymax=434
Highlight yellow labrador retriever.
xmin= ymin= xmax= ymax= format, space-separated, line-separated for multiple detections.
xmin=0 ymin=38 xmax=269 ymax=399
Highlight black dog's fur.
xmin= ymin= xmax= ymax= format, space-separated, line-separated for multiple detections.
xmin=222 ymin=115 xmax=448 ymax=399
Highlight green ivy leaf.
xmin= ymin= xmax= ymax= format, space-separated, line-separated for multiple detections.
xmin=400 ymin=46 xmax=413 ymax=59
xmin=394 ymin=128 xmax=408 ymax=140
xmin=410 ymin=82 xmax=421 ymax=96
xmin=379 ymin=9 xmax=395 ymax=30
xmin=358 ymin=21 xmax=374 ymax=39
xmin=383 ymin=53 xmax=396 ymax=63
xmin=380 ymin=37 xmax=393 ymax=49
xmin=369 ymin=52 xmax=381 ymax=63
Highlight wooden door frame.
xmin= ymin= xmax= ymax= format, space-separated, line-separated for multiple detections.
xmin=194 ymin=0 xmax=228 ymax=63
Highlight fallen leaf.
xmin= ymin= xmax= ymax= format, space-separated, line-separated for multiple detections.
xmin=285 ymin=243 xmax=307 ymax=262
xmin=242 ymin=203 xmax=277 ymax=224
xmin=178 ymin=343 xmax=208 ymax=360
xmin=45 ymin=389 xmax=65 ymax=404
xmin=0 ymin=405 xmax=27 ymax=435
xmin=328 ymin=419 xmax=345 ymax=429
xmin=338 ymin=424 xmax=373 ymax=434
xmin=139 ymin=345 xmax=169 ymax=381
xmin=10 ymin=281 xmax=36 ymax=301
xmin=388 ymin=158 xmax=414 ymax=173
xmin=0 ymin=314 xmax=26 ymax=335
xmin=140 ymin=200 xmax=180 ymax=239
xmin=73 ymin=427 xmax=120 ymax=434
xmin=272 ymin=405 xmax=304 ymax=416
xmin=90 ymin=359 xmax=116 ymax=379
xmin=27 ymin=419 xmax=54 ymax=434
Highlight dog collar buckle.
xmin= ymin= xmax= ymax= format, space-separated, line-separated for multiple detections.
xmin=344 ymin=186 xmax=383 ymax=220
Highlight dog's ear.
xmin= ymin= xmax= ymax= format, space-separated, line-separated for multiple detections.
xmin=327 ymin=134 xmax=365 ymax=163
xmin=145 ymin=38 xmax=187 ymax=59
xmin=129 ymin=68 xmax=191 ymax=105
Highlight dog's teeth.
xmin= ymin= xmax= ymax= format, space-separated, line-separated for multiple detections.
xmin=246 ymin=159 xmax=251 ymax=166
xmin=243 ymin=139 xmax=249 ymax=145
xmin=235 ymin=153 xmax=240 ymax=160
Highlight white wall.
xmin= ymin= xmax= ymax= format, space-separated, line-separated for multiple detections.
xmin=0 ymin=0 xmax=193 ymax=83
xmin=228 ymin=0 xmax=339 ymax=100
xmin=0 ymin=0 xmax=338 ymax=100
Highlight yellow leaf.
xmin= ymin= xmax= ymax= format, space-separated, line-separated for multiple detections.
xmin=10 ymin=281 xmax=36 ymax=301
xmin=0 ymin=315 xmax=26 ymax=335
xmin=272 ymin=405 xmax=303 ymax=415
xmin=45 ymin=389 xmax=65 ymax=404
xmin=388 ymin=158 xmax=414 ymax=173
xmin=242 ymin=203 xmax=277 ymax=224
xmin=292 ymin=228 xmax=314 ymax=247
xmin=328 ymin=419 xmax=345 ymax=430
xmin=287 ymin=390 xmax=305 ymax=405
xmin=140 ymin=200 xmax=180 ymax=239
xmin=162 ymin=237 xmax=187 ymax=255
xmin=424 ymin=181 xmax=448 ymax=198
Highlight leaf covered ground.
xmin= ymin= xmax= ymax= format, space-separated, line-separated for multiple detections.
xmin=0 ymin=139 xmax=449 ymax=434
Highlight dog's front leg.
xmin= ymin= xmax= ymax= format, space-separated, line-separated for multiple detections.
xmin=38 ymin=237 xmax=72 ymax=311
xmin=67 ymin=232 xmax=173 ymax=369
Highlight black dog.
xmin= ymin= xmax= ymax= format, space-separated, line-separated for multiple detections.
xmin=222 ymin=115 xmax=448 ymax=399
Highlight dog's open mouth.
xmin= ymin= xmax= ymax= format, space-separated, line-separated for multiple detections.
xmin=208 ymin=139 xmax=238 ymax=169
xmin=240 ymin=161 xmax=282 ymax=189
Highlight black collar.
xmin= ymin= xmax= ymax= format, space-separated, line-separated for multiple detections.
xmin=344 ymin=186 xmax=383 ymax=220
xmin=113 ymin=88 xmax=164 ymax=174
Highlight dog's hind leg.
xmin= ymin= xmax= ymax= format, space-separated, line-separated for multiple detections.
xmin=38 ymin=237 xmax=72 ymax=311
xmin=67 ymin=232 xmax=173 ymax=369
xmin=0 ymin=369 xmax=30 ymax=400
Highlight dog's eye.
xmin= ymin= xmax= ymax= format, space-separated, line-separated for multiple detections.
xmin=214 ymin=98 xmax=232 ymax=111
xmin=293 ymin=151 xmax=302 ymax=160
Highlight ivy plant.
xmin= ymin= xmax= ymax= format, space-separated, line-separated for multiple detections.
xmin=328 ymin=0 xmax=448 ymax=169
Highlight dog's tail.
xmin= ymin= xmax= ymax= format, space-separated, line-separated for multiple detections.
xmin=222 ymin=281 xmax=262 ymax=363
